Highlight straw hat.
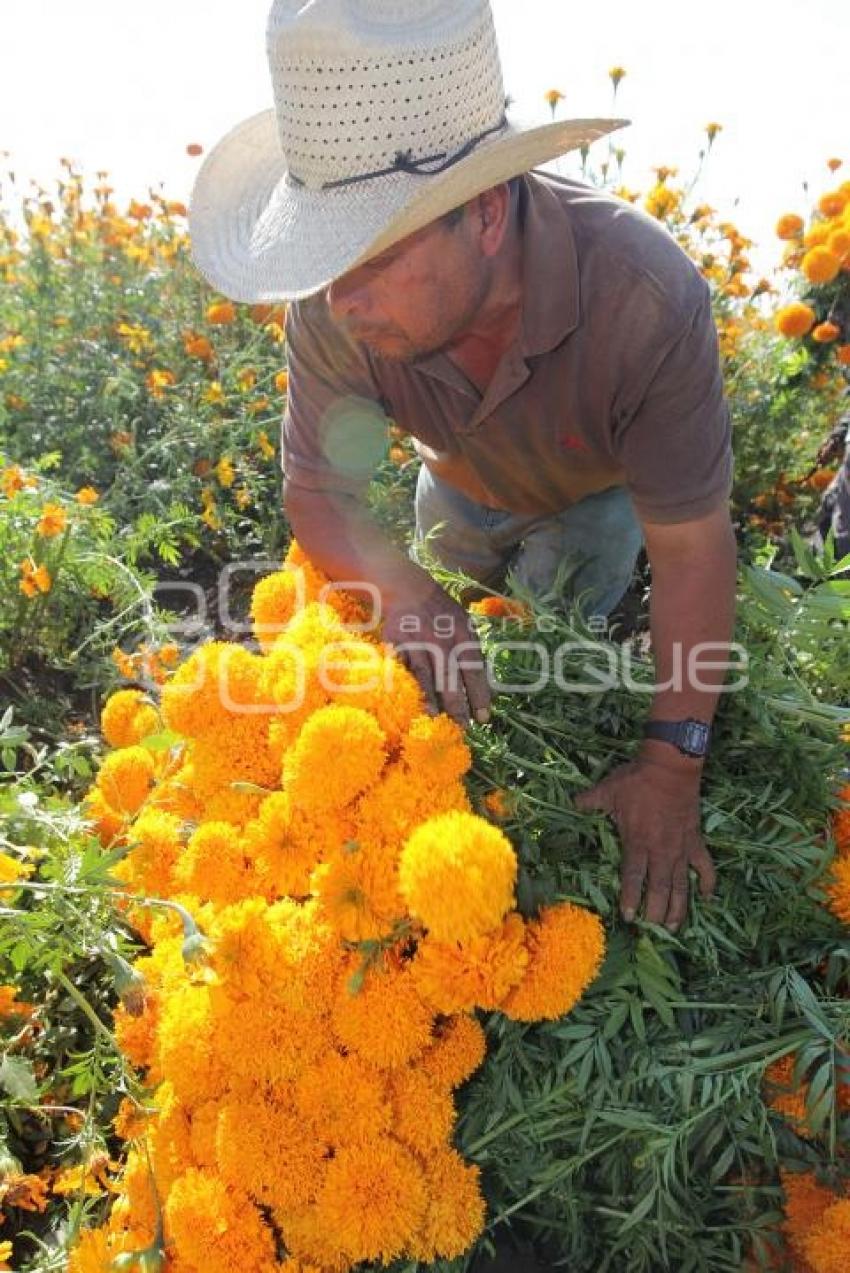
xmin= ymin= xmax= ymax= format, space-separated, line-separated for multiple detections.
xmin=188 ymin=0 xmax=628 ymax=303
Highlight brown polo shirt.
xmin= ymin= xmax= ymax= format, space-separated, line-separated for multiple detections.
xmin=281 ymin=170 xmax=733 ymax=524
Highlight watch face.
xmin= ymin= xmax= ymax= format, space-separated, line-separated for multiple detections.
xmin=681 ymin=720 xmax=710 ymax=755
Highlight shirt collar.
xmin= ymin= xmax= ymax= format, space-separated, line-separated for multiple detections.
xmin=518 ymin=171 xmax=581 ymax=358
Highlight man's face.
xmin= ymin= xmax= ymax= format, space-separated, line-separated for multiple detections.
xmin=325 ymin=208 xmax=490 ymax=362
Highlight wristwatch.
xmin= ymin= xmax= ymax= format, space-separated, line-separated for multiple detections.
xmin=643 ymin=718 xmax=712 ymax=758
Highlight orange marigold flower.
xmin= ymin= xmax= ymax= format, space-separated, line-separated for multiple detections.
xmin=408 ymin=1147 xmax=486 ymax=1263
xmin=205 ymin=300 xmax=236 ymax=325
xmin=827 ymin=158 xmax=843 ymax=173
xmin=275 ymin=368 xmax=289 ymax=392
xmin=75 ymin=485 xmax=99 ymax=504
xmin=19 ymin=559 xmax=51 ymax=597
xmin=826 ymin=854 xmax=850 ymax=924
xmin=216 ymin=1099 xmax=326 ymax=1214
xmin=827 ymin=228 xmax=850 ymax=258
xmin=112 ymin=1096 xmax=154 ymax=1141
xmin=705 ymin=121 xmax=722 ymax=143
xmin=801 ymin=1197 xmax=850 ymax=1273
xmin=418 ymin=1013 xmax=487 ymax=1089
xmin=832 ymin=784 xmax=850 ymax=853
xmin=818 ymin=190 xmax=848 ymax=218
xmin=95 ymin=745 xmax=156 ymax=815
xmin=501 ymin=901 xmax=606 ymax=1022
xmin=401 ymin=714 xmax=471 ymax=787
xmin=483 ymin=788 xmax=514 ymax=819
xmin=312 ymin=840 xmax=403 ymax=943
xmin=317 ymin=1136 xmax=428 ymax=1264
xmin=764 ymin=1054 xmax=809 ymax=1128
xmin=332 ymin=955 xmax=434 ymax=1070
xmin=165 ymin=1168 xmax=277 ymax=1270
xmin=781 ymin=1169 xmax=837 ymax=1259
xmin=0 ymin=985 xmax=35 ymax=1018
xmin=774 ymin=302 xmax=816 ymax=338
xmin=36 ymin=501 xmax=67 ymax=537
xmin=215 ymin=455 xmax=235 ymax=488
xmin=389 ymin=1064 xmax=456 ymax=1155
xmin=544 ymin=89 xmax=565 ymax=110
xmin=1 ymin=464 xmax=26 ymax=497
xmin=776 ymin=213 xmax=804 ymax=240
xmin=295 ymin=1049 xmax=391 ymax=1148
xmin=146 ymin=368 xmax=176 ymax=398
xmin=413 ymin=912 xmax=529 ymax=1013
xmin=101 ymin=688 xmax=159 ymax=748
xmin=183 ymin=330 xmax=214 ymax=361
xmin=812 ymin=321 xmax=841 ymax=344
xmin=186 ymin=142 xmax=203 ymax=156
xmin=399 ymin=811 xmax=517 ymax=943
xmin=802 ymin=246 xmax=841 ymax=285
xmin=0 ymin=1172 xmax=49 ymax=1212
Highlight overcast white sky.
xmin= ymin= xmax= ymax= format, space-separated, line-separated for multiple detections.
xmin=1 ymin=0 xmax=847 ymax=273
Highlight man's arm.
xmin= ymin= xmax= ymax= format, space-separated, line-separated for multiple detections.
xmin=576 ymin=504 xmax=737 ymax=931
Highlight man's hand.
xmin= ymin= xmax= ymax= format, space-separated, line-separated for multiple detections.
xmin=383 ymin=583 xmax=492 ymax=727
xmin=574 ymin=748 xmax=716 ymax=931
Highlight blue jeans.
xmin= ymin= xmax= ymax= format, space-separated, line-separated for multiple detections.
xmin=412 ymin=466 xmax=644 ymax=618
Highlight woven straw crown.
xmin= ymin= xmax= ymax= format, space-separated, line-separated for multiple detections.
xmin=267 ymin=0 xmax=507 ymax=190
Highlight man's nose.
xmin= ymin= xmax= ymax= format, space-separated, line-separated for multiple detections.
xmin=326 ymin=270 xmax=371 ymax=323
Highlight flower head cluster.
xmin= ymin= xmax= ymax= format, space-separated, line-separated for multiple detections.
xmin=74 ymin=542 xmax=606 ymax=1271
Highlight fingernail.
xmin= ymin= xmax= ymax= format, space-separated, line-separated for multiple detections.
xmin=622 ymin=908 xmax=635 ymax=923
xmin=475 ymin=708 xmax=490 ymax=724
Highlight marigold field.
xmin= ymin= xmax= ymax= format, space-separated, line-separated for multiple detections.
xmin=1 ymin=105 xmax=850 ymax=1273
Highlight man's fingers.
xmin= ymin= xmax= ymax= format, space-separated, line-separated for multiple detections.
xmin=664 ymin=858 xmax=690 ymax=932
xmin=574 ymin=781 xmax=615 ymax=815
xmin=619 ymin=847 xmax=648 ymax=922
xmin=690 ymin=836 xmax=717 ymax=899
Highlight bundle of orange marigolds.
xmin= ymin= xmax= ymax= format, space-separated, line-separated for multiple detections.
xmin=75 ymin=543 xmax=606 ymax=1273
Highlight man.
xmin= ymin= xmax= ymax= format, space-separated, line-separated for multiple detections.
xmin=189 ymin=0 xmax=736 ymax=937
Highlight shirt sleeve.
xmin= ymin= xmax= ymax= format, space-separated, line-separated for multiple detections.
xmin=613 ymin=282 xmax=734 ymax=525
xmin=281 ymin=297 xmax=390 ymax=500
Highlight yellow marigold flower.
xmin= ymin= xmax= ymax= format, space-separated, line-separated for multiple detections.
xmin=644 ymin=182 xmax=681 ymax=220
xmin=295 ymin=1050 xmax=391 ymax=1147
xmin=205 ymin=300 xmax=236 ymax=325
xmin=161 ymin=641 xmax=265 ymax=738
xmin=119 ymin=807 xmax=183 ymax=897
xmin=250 ymin=569 xmax=301 ymax=650
xmin=101 ymin=688 xmax=159 ymax=748
xmin=827 ymin=227 xmax=850 ymax=258
xmin=275 ymin=368 xmax=289 ymax=392
xmin=115 ymin=320 xmax=153 ymax=353
xmin=215 ymin=455 xmax=235 ymax=487
xmin=36 ymin=501 xmax=67 ymax=537
xmin=312 ymin=840 xmax=403 ymax=942
xmin=389 ymin=1065 xmax=456 ymax=1156
xmin=216 ymin=1100 xmax=327 ymax=1213
xmin=812 ymin=321 xmax=841 ymax=344
xmin=774 ymin=302 xmax=816 ymax=338
xmin=0 ymin=851 xmax=33 ymax=885
xmin=19 ymin=559 xmax=51 ymax=597
xmin=419 ymin=1013 xmax=487 ymax=1089
xmin=407 ymin=1147 xmax=486 ymax=1263
xmin=0 ymin=985 xmax=34 ymax=1018
xmin=75 ymin=485 xmax=99 ymax=505
xmin=775 ymin=213 xmax=805 ymax=240
xmin=356 ymin=759 xmax=471 ymax=850
xmin=165 ymin=1168 xmax=277 ymax=1271
xmin=399 ymin=811 xmax=517 ymax=943
xmin=544 ymin=88 xmax=565 ymax=112
xmin=328 ymin=645 xmax=425 ymax=744
xmin=401 ymin=714 xmax=471 ymax=787
xmin=802 ymin=1198 xmax=850 ymax=1273
xmin=201 ymin=379 xmax=225 ymax=405
xmin=501 ymin=901 xmax=606 ymax=1022
xmin=802 ymin=246 xmax=841 ymax=285
xmin=0 ymin=1239 xmax=11 ymax=1270
xmin=95 ymin=745 xmax=156 ymax=815
xmin=705 ymin=121 xmax=722 ymax=143
xmin=332 ymin=955 xmax=434 ymax=1069
xmin=236 ymin=366 xmax=257 ymax=391
xmin=66 ymin=1227 xmax=112 ymax=1273
xmin=256 ymin=428 xmax=276 ymax=459
xmin=609 ymin=66 xmax=626 ymax=88
xmin=284 ymin=705 xmax=387 ymax=812
xmin=413 ymin=912 xmax=529 ymax=1013
xmin=318 ymin=1136 xmax=427 ymax=1264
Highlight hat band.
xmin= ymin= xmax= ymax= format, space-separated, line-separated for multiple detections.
xmin=286 ymin=114 xmax=509 ymax=192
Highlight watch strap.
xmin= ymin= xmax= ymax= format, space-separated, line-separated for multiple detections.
xmin=643 ymin=718 xmax=711 ymax=758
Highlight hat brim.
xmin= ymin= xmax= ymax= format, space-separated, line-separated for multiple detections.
xmin=188 ymin=110 xmax=628 ymax=303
